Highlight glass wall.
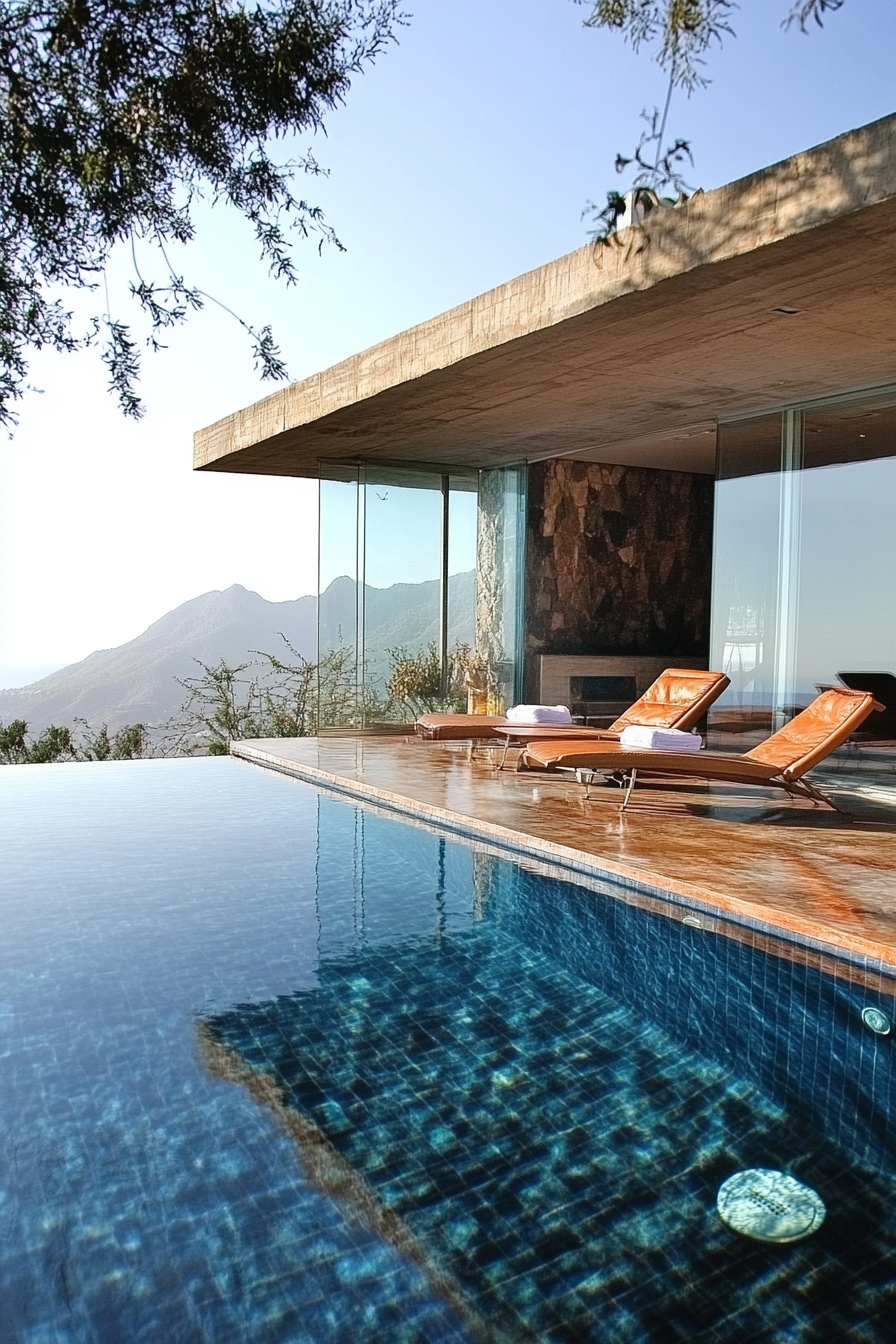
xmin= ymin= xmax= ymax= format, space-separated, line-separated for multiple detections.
xmin=710 ymin=388 xmax=896 ymax=776
xmin=317 ymin=460 xmax=526 ymax=727
xmin=317 ymin=462 xmax=479 ymax=727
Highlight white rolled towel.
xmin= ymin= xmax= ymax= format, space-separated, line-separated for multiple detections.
xmin=619 ymin=725 xmax=703 ymax=753
xmin=505 ymin=704 xmax=573 ymax=726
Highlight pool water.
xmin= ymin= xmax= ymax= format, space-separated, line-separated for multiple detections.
xmin=1 ymin=757 xmax=894 ymax=1342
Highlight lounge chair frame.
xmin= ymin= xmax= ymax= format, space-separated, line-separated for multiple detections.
xmin=569 ymin=764 xmax=846 ymax=812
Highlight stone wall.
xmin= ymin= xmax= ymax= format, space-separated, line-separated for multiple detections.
xmin=525 ymin=459 xmax=714 ymax=698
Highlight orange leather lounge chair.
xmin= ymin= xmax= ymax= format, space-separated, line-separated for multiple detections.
xmin=517 ymin=687 xmax=882 ymax=812
xmin=415 ymin=667 xmax=730 ymax=743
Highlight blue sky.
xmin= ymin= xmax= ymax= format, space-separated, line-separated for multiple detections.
xmin=1 ymin=0 xmax=894 ymax=684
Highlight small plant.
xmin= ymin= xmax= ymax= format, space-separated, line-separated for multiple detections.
xmin=385 ymin=642 xmax=499 ymax=718
xmin=255 ymin=638 xmax=319 ymax=737
xmin=0 ymin=719 xmax=29 ymax=763
xmin=583 ymin=108 xmax=694 ymax=243
xmin=386 ymin=643 xmax=447 ymax=717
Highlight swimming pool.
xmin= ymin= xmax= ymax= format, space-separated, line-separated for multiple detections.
xmin=1 ymin=756 xmax=894 ymax=1341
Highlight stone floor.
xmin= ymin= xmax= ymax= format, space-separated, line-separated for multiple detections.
xmin=230 ymin=735 xmax=896 ymax=972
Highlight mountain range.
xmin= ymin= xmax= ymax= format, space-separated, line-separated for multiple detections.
xmin=0 ymin=573 xmax=475 ymax=734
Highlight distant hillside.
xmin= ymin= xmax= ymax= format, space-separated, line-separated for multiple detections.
xmin=0 ymin=586 xmax=318 ymax=735
xmin=320 ymin=571 xmax=475 ymax=660
xmin=0 ymin=572 xmax=475 ymax=734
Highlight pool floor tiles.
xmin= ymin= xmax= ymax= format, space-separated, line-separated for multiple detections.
xmin=203 ymin=926 xmax=896 ymax=1343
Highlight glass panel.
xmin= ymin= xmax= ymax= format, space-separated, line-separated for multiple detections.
xmin=474 ymin=464 xmax=527 ymax=713
xmin=318 ymin=466 xmax=360 ymax=727
xmin=447 ymin=479 xmax=477 ymax=658
xmin=711 ymin=389 xmax=896 ymax=790
xmin=710 ymin=416 xmax=782 ymax=743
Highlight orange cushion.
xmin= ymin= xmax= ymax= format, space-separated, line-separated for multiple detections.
xmin=415 ymin=713 xmax=508 ymax=740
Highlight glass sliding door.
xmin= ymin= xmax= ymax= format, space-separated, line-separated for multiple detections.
xmin=711 ymin=388 xmax=896 ymax=781
xmin=447 ymin=480 xmax=478 ymax=663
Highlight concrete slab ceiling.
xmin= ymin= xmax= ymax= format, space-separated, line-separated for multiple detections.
xmin=194 ymin=115 xmax=896 ymax=480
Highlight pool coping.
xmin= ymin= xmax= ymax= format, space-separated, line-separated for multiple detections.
xmin=231 ymin=740 xmax=896 ymax=984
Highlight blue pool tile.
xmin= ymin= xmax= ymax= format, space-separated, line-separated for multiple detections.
xmin=1 ymin=757 xmax=895 ymax=1342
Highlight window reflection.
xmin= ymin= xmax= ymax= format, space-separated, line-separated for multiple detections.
xmin=711 ymin=415 xmax=781 ymax=735
xmin=796 ymin=398 xmax=896 ymax=715
xmin=317 ymin=463 xmax=479 ymax=726
xmin=711 ymin=391 xmax=896 ymax=782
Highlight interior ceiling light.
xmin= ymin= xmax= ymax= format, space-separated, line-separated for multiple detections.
xmin=772 ymin=306 xmax=801 ymax=315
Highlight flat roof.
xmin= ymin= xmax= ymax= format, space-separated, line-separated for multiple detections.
xmin=195 ymin=114 xmax=896 ymax=479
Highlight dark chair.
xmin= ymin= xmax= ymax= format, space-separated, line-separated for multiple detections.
xmin=837 ymin=673 xmax=896 ymax=737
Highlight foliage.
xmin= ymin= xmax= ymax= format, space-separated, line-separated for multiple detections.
xmin=0 ymin=0 xmax=401 ymax=426
xmin=582 ymin=107 xmax=693 ymax=240
xmin=386 ymin=642 xmax=446 ymax=717
xmin=0 ymin=716 xmax=146 ymax=763
xmin=0 ymin=636 xmax=390 ymax=763
xmin=255 ymin=637 xmax=320 ymax=735
xmin=385 ymin=642 xmax=491 ymax=718
xmin=575 ymin=0 xmax=842 ymax=88
xmin=1 ymin=638 xmax=504 ymax=762
xmin=75 ymin=720 xmax=147 ymax=760
xmin=575 ymin=0 xmax=846 ymax=241
xmin=785 ymin=0 xmax=844 ymax=29
xmin=175 ymin=657 xmax=264 ymax=751
xmin=0 ymin=718 xmax=29 ymax=762
xmin=576 ymin=0 xmax=735 ymax=94
xmin=173 ymin=635 xmax=381 ymax=746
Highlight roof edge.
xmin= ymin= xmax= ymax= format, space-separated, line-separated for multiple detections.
xmin=194 ymin=113 xmax=896 ymax=472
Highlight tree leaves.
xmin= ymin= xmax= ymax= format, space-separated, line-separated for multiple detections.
xmin=575 ymin=0 xmax=735 ymax=93
xmin=575 ymin=0 xmax=845 ymax=243
xmin=0 ymin=0 xmax=402 ymax=424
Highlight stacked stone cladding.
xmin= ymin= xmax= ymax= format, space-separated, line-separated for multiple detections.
xmin=525 ymin=459 xmax=713 ymax=698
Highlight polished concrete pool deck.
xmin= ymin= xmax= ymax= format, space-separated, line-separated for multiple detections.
xmin=231 ymin=734 xmax=896 ymax=976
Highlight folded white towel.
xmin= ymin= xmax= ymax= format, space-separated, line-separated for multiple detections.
xmin=506 ymin=703 xmax=572 ymax=725
xmin=619 ymin=725 xmax=703 ymax=753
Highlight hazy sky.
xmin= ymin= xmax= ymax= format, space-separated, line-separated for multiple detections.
xmin=1 ymin=0 xmax=894 ymax=685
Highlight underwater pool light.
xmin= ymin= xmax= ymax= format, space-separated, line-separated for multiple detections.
xmin=861 ymin=1006 xmax=891 ymax=1036
xmin=717 ymin=1169 xmax=825 ymax=1244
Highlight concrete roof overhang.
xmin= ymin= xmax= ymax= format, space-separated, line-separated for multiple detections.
xmin=194 ymin=115 xmax=896 ymax=480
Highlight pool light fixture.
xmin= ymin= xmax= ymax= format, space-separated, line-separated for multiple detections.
xmin=717 ymin=1169 xmax=825 ymax=1243
xmin=861 ymin=1006 xmax=891 ymax=1036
